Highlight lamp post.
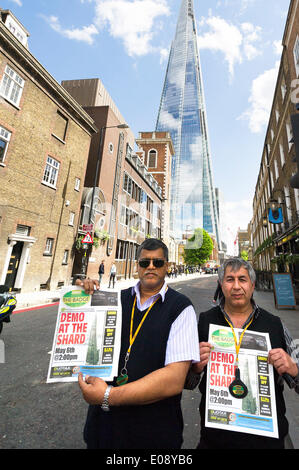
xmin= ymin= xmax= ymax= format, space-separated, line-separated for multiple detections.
xmin=88 ymin=123 xmax=129 ymax=226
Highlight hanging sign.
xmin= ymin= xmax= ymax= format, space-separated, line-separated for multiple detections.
xmin=82 ymin=224 xmax=94 ymax=232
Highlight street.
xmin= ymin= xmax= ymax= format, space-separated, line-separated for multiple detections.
xmin=0 ymin=275 xmax=298 ymax=449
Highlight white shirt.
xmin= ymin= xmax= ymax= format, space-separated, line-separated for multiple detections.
xmin=132 ymin=281 xmax=200 ymax=366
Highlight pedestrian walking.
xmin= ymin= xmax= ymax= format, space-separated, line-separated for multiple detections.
xmin=98 ymin=260 xmax=105 ymax=284
xmin=108 ymin=263 xmax=116 ymax=288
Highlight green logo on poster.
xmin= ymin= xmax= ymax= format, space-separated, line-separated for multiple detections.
xmin=63 ymin=290 xmax=90 ymax=307
xmin=211 ymin=329 xmax=235 ymax=348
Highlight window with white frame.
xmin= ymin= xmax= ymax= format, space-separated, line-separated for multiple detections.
xmin=0 ymin=65 xmax=24 ymax=107
xmin=69 ymin=212 xmax=75 ymax=226
xmin=75 ymin=177 xmax=81 ymax=191
xmin=62 ymin=250 xmax=69 ymax=265
xmin=270 ymin=129 xmax=274 ymax=141
xmin=279 ymin=143 xmax=285 ymax=167
xmin=44 ymin=238 xmax=54 ymax=255
xmin=274 ymin=159 xmax=279 ymax=181
xmin=293 ymin=177 xmax=299 ymax=213
xmin=286 ymin=122 xmax=293 ymax=150
xmin=281 ymin=77 xmax=287 ymax=101
xmin=0 ymin=125 xmax=11 ymax=163
xmin=275 ymin=108 xmax=280 ymax=124
xmin=42 ymin=156 xmax=60 ymax=188
xmin=293 ymin=35 xmax=299 ymax=76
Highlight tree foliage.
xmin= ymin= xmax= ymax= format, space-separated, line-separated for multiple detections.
xmin=183 ymin=228 xmax=213 ymax=265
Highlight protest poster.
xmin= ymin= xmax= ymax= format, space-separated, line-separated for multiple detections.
xmin=205 ymin=324 xmax=278 ymax=438
xmin=47 ymin=286 xmax=122 ymax=383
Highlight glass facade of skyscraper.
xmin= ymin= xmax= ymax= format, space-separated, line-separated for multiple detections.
xmin=156 ymin=0 xmax=220 ymax=244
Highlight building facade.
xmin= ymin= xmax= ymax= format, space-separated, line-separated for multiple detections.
xmin=251 ymin=0 xmax=299 ymax=300
xmin=155 ymin=0 xmax=220 ymax=245
xmin=0 ymin=11 xmax=97 ymax=293
xmin=62 ymin=81 xmax=164 ymax=282
xmin=135 ymin=131 xmax=178 ymax=263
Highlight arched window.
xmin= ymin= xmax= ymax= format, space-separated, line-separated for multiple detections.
xmin=148 ymin=149 xmax=157 ymax=168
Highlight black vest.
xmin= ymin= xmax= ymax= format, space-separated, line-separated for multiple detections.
xmin=197 ymin=306 xmax=288 ymax=449
xmin=84 ymin=286 xmax=192 ymax=449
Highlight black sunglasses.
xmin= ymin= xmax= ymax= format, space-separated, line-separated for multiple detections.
xmin=138 ymin=258 xmax=166 ymax=268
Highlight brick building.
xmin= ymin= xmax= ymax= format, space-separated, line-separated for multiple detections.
xmin=135 ymin=131 xmax=178 ymax=263
xmin=251 ymin=0 xmax=299 ymax=299
xmin=0 ymin=10 xmax=97 ymax=292
xmin=62 ymin=80 xmax=164 ymax=282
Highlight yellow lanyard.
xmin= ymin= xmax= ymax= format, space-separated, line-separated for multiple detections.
xmin=128 ymin=296 xmax=159 ymax=354
xmin=224 ymin=315 xmax=254 ymax=364
xmin=117 ymin=288 xmax=167 ymax=385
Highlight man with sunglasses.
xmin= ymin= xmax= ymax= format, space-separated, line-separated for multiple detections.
xmin=77 ymin=238 xmax=200 ymax=449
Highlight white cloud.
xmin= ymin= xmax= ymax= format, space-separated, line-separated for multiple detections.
xmin=158 ymin=109 xmax=180 ymax=130
xmin=42 ymin=15 xmax=98 ymax=45
xmin=10 ymin=0 xmax=22 ymax=6
xmin=159 ymin=47 xmax=169 ymax=64
xmin=238 ymin=61 xmax=280 ymax=133
xmin=197 ymin=15 xmax=262 ymax=78
xmin=222 ymin=199 xmax=253 ymax=255
xmin=93 ymin=0 xmax=170 ymax=57
xmin=273 ymin=39 xmax=283 ymax=56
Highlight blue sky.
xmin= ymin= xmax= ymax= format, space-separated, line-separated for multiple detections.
xmin=3 ymin=0 xmax=290 ymax=253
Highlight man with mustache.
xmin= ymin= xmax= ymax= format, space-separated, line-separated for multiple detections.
xmin=77 ymin=238 xmax=200 ymax=449
xmin=191 ymin=257 xmax=299 ymax=449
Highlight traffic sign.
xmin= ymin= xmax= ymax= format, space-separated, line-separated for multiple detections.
xmin=81 ymin=232 xmax=93 ymax=244
xmin=82 ymin=224 xmax=94 ymax=232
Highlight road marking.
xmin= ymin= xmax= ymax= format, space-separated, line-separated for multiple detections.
xmin=14 ymin=301 xmax=59 ymax=314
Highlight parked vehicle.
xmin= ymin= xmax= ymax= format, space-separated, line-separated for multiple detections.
xmin=0 ymin=285 xmax=17 ymax=335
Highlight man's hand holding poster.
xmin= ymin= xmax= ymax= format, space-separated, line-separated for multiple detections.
xmin=47 ymin=286 xmax=122 ymax=383
xmin=205 ymin=324 xmax=278 ymax=438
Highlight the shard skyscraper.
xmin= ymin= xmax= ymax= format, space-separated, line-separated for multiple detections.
xmin=156 ymin=0 xmax=220 ymax=245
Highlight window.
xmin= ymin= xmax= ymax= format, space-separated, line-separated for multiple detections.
xmin=293 ymin=36 xmax=299 ymax=76
xmin=62 ymin=250 xmax=69 ymax=265
xmin=0 ymin=65 xmax=24 ymax=107
xmin=75 ymin=177 xmax=81 ymax=191
xmin=44 ymin=238 xmax=54 ymax=255
xmin=281 ymin=77 xmax=287 ymax=101
xmin=275 ymin=108 xmax=280 ymax=124
xmin=270 ymin=129 xmax=274 ymax=141
xmin=279 ymin=143 xmax=285 ymax=167
xmin=16 ymin=224 xmax=30 ymax=236
xmin=274 ymin=159 xmax=279 ymax=182
xmin=148 ymin=149 xmax=157 ymax=168
xmin=52 ymin=111 xmax=68 ymax=142
xmin=0 ymin=126 xmax=11 ymax=164
xmin=69 ymin=212 xmax=75 ymax=226
xmin=42 ymin=156 xmax=60 ymax=188
xmin=123 ymin=172 xmax=132 ymax=195
xmin=286 ymin=122 xmax=293 ymax=150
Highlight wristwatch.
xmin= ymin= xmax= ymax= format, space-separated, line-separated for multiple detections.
xmin=101 ymin=385 xmax=113 ymax=412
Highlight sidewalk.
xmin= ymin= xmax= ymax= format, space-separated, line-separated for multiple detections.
xmin=14 ymin=271 xmax=211 ymax=311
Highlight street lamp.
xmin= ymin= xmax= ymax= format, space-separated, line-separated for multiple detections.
xmin=88 ymin=123 xmax=129 ymax=225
